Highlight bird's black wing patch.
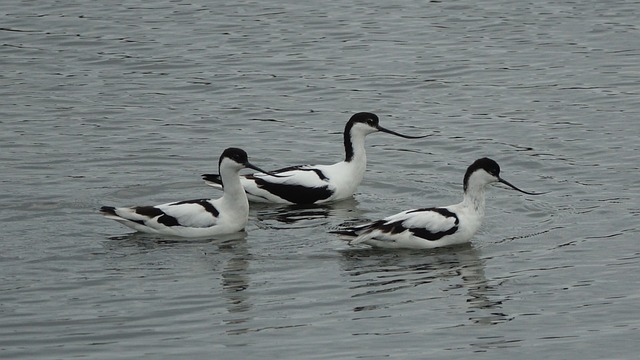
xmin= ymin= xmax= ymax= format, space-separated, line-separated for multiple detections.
xmin=251 ymin=180 xmax=332 ymax=204
xmin=134 ymin=206 xmax=180 ymax=227
xmin=409 ymin=225 xmax=458 ymax=241
xmin=134 ymin=206 xmax=164 ymax=218
xmin=312 ymin=169 xmax=329 ymax=181
xmin=101 ymin=205 xmax=146 ymax=225
xmin=368 ymin=219 xmax=408 ymax=235
xmin=203 ymin=166 xmax=328 ymax=188
xmin=405 ymin=207 xmax=460 ymax=241
xmin=246 ymin=167 xmax=332 ymax=204
xmin=171 ymin=199 xmax=220 ymax=217
xmin=269 ymin=165 xmax=329 ymax=181
xmin=156 ymin=213 xmax=180 ymax=227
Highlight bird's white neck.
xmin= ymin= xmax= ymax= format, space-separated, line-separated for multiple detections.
xmin=461 ymin=184 xmax=487 ymax=217
xmin=344 ymin=131 xmax=367 ymax=178
xmin=320 ymin=131 xmax=368 ymax=200
xmin=219 ymin=168 xmax=249 ymax=209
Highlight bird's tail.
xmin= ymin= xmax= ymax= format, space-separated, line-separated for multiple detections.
xmin=202 ymin=173 xmax=223 ymax=188
xmin=100 ymin=206 xmax=117 ymax=216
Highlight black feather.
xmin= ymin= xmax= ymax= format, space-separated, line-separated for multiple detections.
xmin=171 ymin=199 xmax=220 ymax=217
xmin=202 ymin=173 xmax=222 ymax=184
xmin=99 ymin=206 xmax=117 ymax=215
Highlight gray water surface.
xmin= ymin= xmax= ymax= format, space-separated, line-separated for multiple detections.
xmin=2 ymin=0 xmax=639 ymax=359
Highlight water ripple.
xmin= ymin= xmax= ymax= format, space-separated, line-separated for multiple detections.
xmin=2 ymin=0 xmax=640 ymax=358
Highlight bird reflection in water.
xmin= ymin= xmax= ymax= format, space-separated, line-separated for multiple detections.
xmin=105 ymin=232 xmax=254 ymax=335
xmin=254 ymin=197 xmax=362 ymax=227
xmin=340 ymin=243 xmax=512 ymax=326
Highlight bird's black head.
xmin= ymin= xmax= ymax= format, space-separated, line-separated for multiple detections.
xmin=342 ymin=112 xmax=429 ymax=162
xmin=463 ymin=157 xmax=500 ymax=191
xmin=463 ymin=157 xmax=545 ymax=195
xmin=218 ymin=147 xmax=285 ymax=178
xmin=347 ymin=112 xmax=380 ymax=129
xmin=219 ymin=147 xmax=249 ymax=167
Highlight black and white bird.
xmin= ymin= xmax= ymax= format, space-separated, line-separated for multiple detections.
xmin=100 ymin=148 xmax=278 ymax=238
xmin=332 ymin=158 xmax=544 ymax=249
xmin=202 ymin=112 xmax=429 ymax=205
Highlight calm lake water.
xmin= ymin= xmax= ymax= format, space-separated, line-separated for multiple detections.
xmin=2 ymin=0 xmax=639 ymax=358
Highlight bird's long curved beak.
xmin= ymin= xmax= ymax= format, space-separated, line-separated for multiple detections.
xmin=245 ymin=162 xmax=287 ymax=177
xmin=499 ymin=178 xmax=547 ymax=195
xmin=377 ymin=125 xmax=430 ymax=139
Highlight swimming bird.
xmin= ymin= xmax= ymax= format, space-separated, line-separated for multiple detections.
xmin=100 ymin=147 xmax=278 ymax=238
xmin=332 ymin=158 xmax=544 ymax=249
xmin=202 ymin=112 xmax=429 ymax=205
